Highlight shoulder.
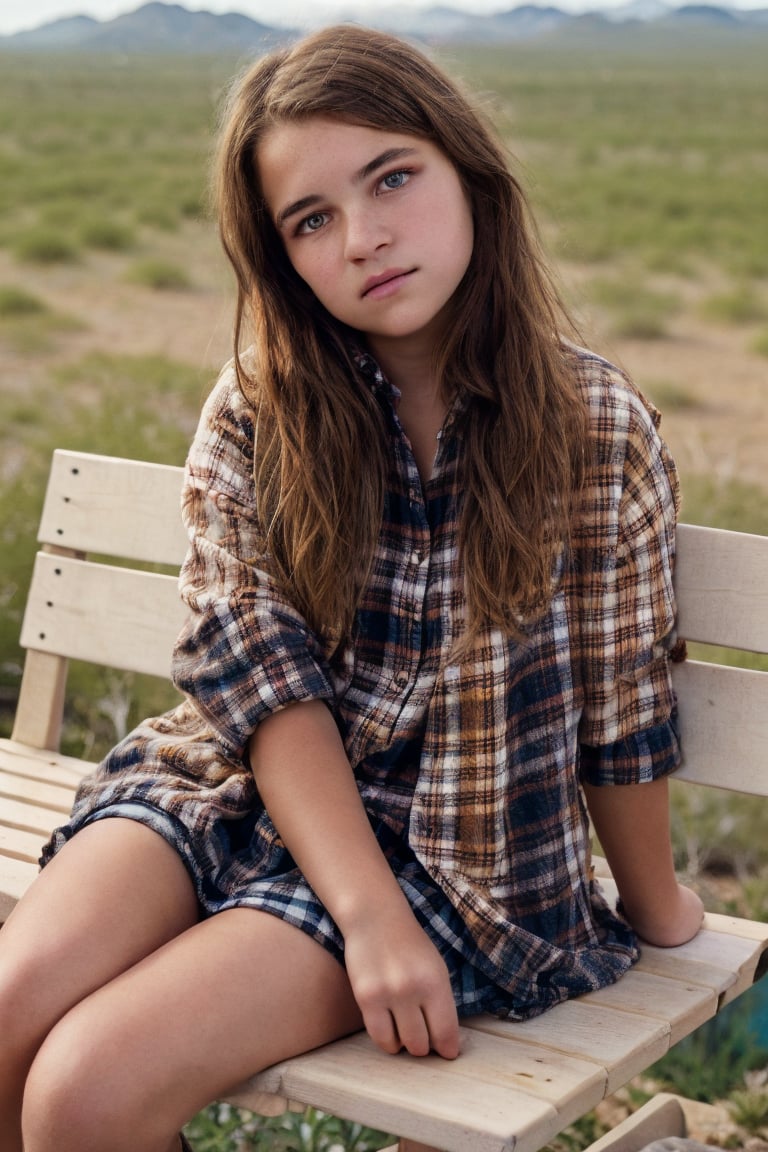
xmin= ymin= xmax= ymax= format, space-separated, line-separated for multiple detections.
xmin=564 ymin=343 xmax=680 ymax=539
xmin=563 ymin=342 xmax=673 ymax=492
xmin=185 ymin=355 xmax=260 ymax=500
xmin=563 ymin=341 xmax=663 ymax=449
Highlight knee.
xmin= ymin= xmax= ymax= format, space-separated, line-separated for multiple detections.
xmin=22 ymin=1016 xmax=140 ymax=1152
xmin=21 ymin=1010 xmax=178 ymax=1152
xmin=21 ymin=1019 xmax=105 ymax=1152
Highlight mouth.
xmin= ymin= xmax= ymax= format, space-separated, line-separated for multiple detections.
xmin=362 ymin=268 xmax=416 ymax=298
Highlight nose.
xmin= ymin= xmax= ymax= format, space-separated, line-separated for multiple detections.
xmin=343 ymin=208 xmax=390 ymax=262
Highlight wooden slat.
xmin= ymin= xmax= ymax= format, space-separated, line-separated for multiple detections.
xmin=230 ymin=1027 xmax=606 ymax=1152
xmin=465 ymin=1002 xmax=669 ymax=1095
xmin=10 ymin=648 xmax=69 ymax=751
xmin=0 ymin=856 xmax=39 ymax=921
xmin=0 ymin=769 xmax=79 ymax=814
xmin=20 ymin=552 xmax=186 ymax=678
xmin=0 ymin=824 xmax=48 ymax=864
xmin=580 ymin=968 xmax=717 ymax=1046
xmin=0 ymin=795 xmax=68 ymax=838
xmin=675 ymin=523 xmax=768 ymax=653
xmin=671 ymin=660 xmax=768 ymax=796
xmin=0 ymin=738 xmax=93 ymax=789
xmin=39 ymin=449 xmax=187 ymax=566
xmin=583 ymin=1094 xmax=687 ymax=1152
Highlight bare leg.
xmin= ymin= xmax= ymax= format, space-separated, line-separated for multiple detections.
xmin=0 ymin=819 xmax=199 ymax=1151
xmin=22 ymin=905 xmax=364 ymax=1152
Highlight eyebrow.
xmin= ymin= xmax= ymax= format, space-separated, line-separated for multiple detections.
xmin=274 ymin=146 xmax=418 ymax=230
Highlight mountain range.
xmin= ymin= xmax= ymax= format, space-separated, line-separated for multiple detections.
xmin=2 ymin=0 xmax=768 ymax=51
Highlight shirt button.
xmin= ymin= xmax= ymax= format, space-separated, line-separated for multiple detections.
xmin=393 ymin=670 xmax=409 ymax=688
xmin=410 ymin=549 xmax=422 ymax=565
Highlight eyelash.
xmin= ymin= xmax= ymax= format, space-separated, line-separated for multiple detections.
xmin=294 ymin=168 xmax=414 ymax=236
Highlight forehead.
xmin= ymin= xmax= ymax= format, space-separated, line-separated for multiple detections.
xmin=258 ymin=117 xmax=434 ymax=205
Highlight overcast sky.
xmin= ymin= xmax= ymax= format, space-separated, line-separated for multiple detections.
xmin=1 ymin=0 xmax=764 ymax=36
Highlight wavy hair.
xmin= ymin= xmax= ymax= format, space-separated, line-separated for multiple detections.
xmin=214 ymin=24 xmax=589 ymax=651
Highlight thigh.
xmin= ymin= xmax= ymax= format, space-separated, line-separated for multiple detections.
xmin=0 ymin=818 xmax=199 ymax=1046
xmin=29 ymin=907 xmax=364 ymax=1135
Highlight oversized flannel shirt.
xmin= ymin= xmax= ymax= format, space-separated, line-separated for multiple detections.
xmin=46 ymin=342 xmax=682 ymax=1015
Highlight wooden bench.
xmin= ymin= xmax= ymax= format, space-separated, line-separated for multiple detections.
xmin=1 ymin=447 xmax=767 ymax=1152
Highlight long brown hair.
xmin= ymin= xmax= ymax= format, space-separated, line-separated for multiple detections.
xmin=214 ymin=25 xmax=589 ymax=651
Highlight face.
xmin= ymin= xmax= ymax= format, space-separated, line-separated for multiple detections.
xmin=258 ymin=117 xmax=474 ymax=363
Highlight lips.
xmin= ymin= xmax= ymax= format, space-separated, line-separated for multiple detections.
xmin=362 ymin=268 xmax=415 ymax=298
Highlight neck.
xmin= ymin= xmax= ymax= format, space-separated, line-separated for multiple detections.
xmin=366 ymin=334 xmax=439 ymax=403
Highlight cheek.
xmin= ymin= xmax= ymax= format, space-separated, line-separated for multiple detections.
xmin=287 ymin=247 xmax=334 ymax=301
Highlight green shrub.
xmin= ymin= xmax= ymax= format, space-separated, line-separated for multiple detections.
xmin=681 ymin=473 xmax=768 ymax=537
xmin=125 ymin=259 xmax=192 ymax=291
xmin=184 ymin=1104 xmax=392 ymax=1152
xmin=648 ymin=989 xmax=768 ymax=1102
xmin=80 ymin=218 xmax=136 ymax=252
xmin=700 ymin=285 xmax=767 ymax=325
xmin=642 ymin=379 xmax=702 ymax=412
xmin=0 ymin=285 xmax=48 ymax=316
xmin=586 ymin=277 xmax=681 ymax=340
xmin=751 ymin=329 xmax=768 ymax=357
xmin=727 ymin=1087 xmax=768 ymax=1134
xmin=13 ymin=229 xmax=80 ymax=264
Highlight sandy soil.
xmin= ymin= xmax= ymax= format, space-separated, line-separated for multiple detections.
xmin=1 ymin=222 xmax=766 ymax=498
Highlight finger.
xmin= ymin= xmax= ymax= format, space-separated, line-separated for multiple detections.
xmin=391 ymin=1003 xmax=431 ymax=1058
xmin=362 ymin=1006 xmax=401 ymax=1055
xmin=423 ymin=995 xmax=460 ymax=1060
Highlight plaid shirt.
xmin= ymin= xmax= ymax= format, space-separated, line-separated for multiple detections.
xmin=166 ymin=344 xmax=681 ymax=1003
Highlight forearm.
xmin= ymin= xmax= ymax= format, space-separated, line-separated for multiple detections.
xmin=247 ymin=700 xmax=409 ymax=933
xmin=248 ymin=700 xmax=460 ymax=1058
xmin=584 ymin=776 xmax=703 ymax=946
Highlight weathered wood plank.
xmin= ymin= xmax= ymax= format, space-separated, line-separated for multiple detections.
xmin=0 ymin=738 xmax=91 ymax=789
xmin=675 ymin=524 xmax=768 ymax=653
xmin=671 ymin=660 xmax=768 ymax=796
xmin=0 ymin=824 xmax=49 ymax=864
xmin=0 ymin=796 xmax=65 ymax=838
xmin=0 ymin=769 xmax=80 ymax=814
xmin=466 ymin=1001 xmax=670 ymax=1095
xmin=580 ymin=969 xmax=717 ymax=1046
xmin=20 ymin=552 xmax=186 ymax=678
xmin=0 ymin=856 xmax=39 ymax=921
xmin=39 ymin=449 xmax=187 ymax=566
xmin=231 ymin=1028 xmax=586 ymax=1152
xmin=583 ymin=1093 xmax=687 ymax=1152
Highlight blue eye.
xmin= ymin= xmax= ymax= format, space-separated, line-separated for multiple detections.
xmin=300 ymin=212 xmax=327 ymax=233
xmin=381 ymin=170 xmax=410 ymax=190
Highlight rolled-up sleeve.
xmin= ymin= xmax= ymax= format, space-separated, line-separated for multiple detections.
xmin=171 ymin=364 xmax=335 ymax=761
xmin=575 ymin=361 xmax=682 ymax=786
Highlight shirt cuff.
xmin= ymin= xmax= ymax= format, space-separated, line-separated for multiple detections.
xmin=579 ymin=713 xmax=681 ymax=786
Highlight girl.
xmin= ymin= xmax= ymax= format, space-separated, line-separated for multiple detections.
xmin=0 ymin=25 xmax=704 ymax=1152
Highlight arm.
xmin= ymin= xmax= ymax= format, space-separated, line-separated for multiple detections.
xmin=248 ymin=700 xmax=459 ymax=1059
xmin=584 ymin=776 xmax=703 ymax=946
xmin=171 ymin=368 xmax=336 ymax=760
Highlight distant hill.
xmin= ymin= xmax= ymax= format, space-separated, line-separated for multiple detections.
xmin=2 ymin=1 xmax=291 ymax=52
xmin=2 ymin=0 xmax=768 ymax=51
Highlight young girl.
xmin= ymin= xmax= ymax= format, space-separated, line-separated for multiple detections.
xmin=0 ymin=25 xmax=704 ymax=1152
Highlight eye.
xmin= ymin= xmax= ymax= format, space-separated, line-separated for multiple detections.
xmin=379 ymin=169 xmax=411 ymax=192
xmin=297 ymin=211 xmax=328 ymax=235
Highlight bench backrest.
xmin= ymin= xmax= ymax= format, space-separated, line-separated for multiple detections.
xmin=13 ymin=449 xmax=768 ymax=800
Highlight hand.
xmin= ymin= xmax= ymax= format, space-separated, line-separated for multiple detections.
xmin=628 ymin=882 xmax=704 ymax=947
xmin=343 ymin=906 xmax=460 ymax=1060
